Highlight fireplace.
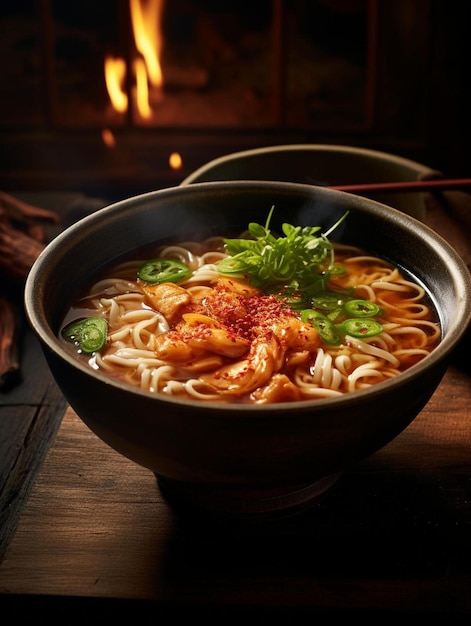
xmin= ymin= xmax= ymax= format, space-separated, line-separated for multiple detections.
xmin=0 ymin=1 xmax=468 ymax=200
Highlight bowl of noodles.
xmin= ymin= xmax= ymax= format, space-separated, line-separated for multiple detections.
xmin=25 ymin=181 xmax=471 ymax=520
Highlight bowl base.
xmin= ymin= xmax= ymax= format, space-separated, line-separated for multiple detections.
xmin=156 ymin=472 xmax=342 ymax=521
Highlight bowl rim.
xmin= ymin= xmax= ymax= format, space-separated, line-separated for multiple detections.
xmin=180 ymin=143 xmax=438 ymax=186
xmin=25 ymin=180 xmax=471 ymax=413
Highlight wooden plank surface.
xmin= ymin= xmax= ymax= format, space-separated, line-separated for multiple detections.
xmin=0 ymin=192 xmax=106 ymax=561
xmin=0 ymin=328 xmax=68 ymax=560
xmin=0 ymin=353 xmax=470 ymax=618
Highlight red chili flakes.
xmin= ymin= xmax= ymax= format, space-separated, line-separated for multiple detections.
xmin=205 ymin=288 xmax=295 ymax=342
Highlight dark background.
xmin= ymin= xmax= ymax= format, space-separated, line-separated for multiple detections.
xmin=0 ymin=0 xmax=470 ymax=201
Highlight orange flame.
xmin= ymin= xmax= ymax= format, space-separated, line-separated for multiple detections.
xmin=130 ymin=0 xmax=165 ymax=89
xmin=104 ymin=55 xmax=128 ymax=113
xmin=104 ymin=0 xmax=165 ymax=119
xmin=134 ymin=57 xmax=152 ymax=118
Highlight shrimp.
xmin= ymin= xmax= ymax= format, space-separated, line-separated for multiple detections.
xmin=251 ymin=373 xmax=303 ymax=403
xmin=201 ymin=318 xmax=321 ymax=396
xmin=150 ymin=278 xmax=322 ymax=397
xmin=141 ymin=282 xmax=192 ymax=324
xmin=200 ymin=332 xmax=284 ymax=395
xmin=153 ymin=313 xmax=250 ymax=363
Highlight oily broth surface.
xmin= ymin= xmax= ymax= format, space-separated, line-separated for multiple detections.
xmin=59 ymin=239 xmax=441 ymax=404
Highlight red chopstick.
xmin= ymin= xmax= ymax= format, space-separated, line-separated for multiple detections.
xmin=331 ymin=178 xmax=471 ymax=194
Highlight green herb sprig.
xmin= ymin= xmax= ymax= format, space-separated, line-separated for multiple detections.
xmin=217 ymin=206 xmax=349 ymax=306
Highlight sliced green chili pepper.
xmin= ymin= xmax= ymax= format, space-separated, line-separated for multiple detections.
xmin=63 ymin=317 xmax=108 ymax=354
xmin=312 ymin=292 xmax=346 ymax=312
xmin=327 ymin=263 xmax=346 ymax=275
xmin=137 ymin=258 xmax=191 ymax=284
xmin=341 ymin=318 xmax=383 ymax=338
xmin=302 ymin=309 xmax=340 ymax=344
xmin=343 ymin=299 xmax=382 ymax=317
xmin=282 ymin=296 xmax=308 ymax=312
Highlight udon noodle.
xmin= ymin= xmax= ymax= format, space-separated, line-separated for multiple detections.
xmin=61 ymin=237 xmax=440 ymax=404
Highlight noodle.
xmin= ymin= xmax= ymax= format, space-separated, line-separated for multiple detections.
xmin=60 ymin=239 xmax=440 ymax=405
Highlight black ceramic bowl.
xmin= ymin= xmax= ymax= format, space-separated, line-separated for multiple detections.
xmin=25 ymin=181 xmax=471 ymax=518
xmin=181 ymin=144 xmax=438 ymax=219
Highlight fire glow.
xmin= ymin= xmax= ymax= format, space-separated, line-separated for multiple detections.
xmin=104 ymin=0 xmax=165 ymax=120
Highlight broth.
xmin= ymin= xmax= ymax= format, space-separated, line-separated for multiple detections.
xmin=59 ymin=235 xmax=440 ymax=404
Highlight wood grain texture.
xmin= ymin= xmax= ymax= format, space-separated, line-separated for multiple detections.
xmin=0 ymin=329 xmax=68 ymax=560
xmin=0 ymin=193 xmax=105 ymax=562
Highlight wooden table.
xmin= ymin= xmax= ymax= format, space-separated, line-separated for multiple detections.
xmin=1 ymin=190 xmax=471 ymax=621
